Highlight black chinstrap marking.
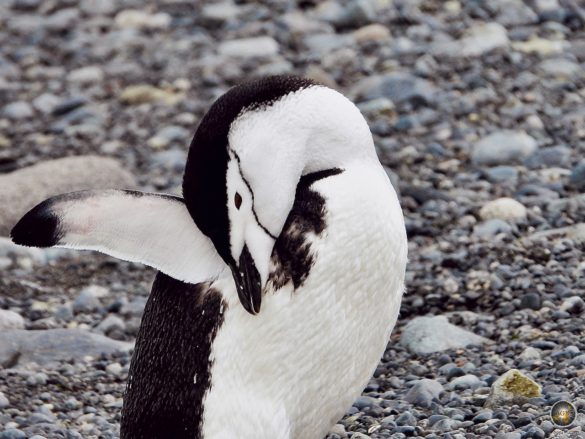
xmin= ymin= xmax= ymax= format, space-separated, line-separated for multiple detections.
xmin=268 ymin=168 xmax=343 ymax=291
xmin=229 ymin=148 xmax=277 ymax=240
xmin=121 ymin=273 xmax=226 ymax=439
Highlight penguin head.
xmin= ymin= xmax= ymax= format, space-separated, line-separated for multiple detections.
xmin=183 ymin=76 xmax=317 ymax=315
xmin=183 ymin=75 xmax=376 ymax=315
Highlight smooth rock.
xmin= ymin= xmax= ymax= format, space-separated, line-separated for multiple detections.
xmin=218 ymin=37 xmax=279 ymax=58
xmin=483 ymin=166 xmax=519 ymax=183
xmin=0 ymin=430 xmax=26 ymax=439
xmin=32 ymin=93 xmax=60 ymax=114
xmin=524 ymin=223 xmax=585 ymax=244
xmin=68 ymin=66 xmax=104 ymax=84
xmin=519 ymin=347 xmax=542 ymax=361
xmin=512 ymin=38 xmax=567 ymax=55
xmin=473 ymin=219 xmax=513 ymax=238
xmin=524 ymin=145 xmax=571 ymax=169
xmin=0 ymin=156 xmax=136 ymax=236
xmin=0 ymin=391 xmax=9 ymax=409
xmin=0 ymin=329 xmax=132 ymax=367
xmin=80 ymin=0 xmax=116 ymax=15
xmin=96 ymin=315 xmax=126 ymax=334
xmin=472 ymin=131 xmax=537 ymax=166
xmin=353 ymin=73 xmax=438 ymax=106
xmin=400 ymin=315 xmax=490 ymax=354
xmin=201 ymin=2 xmax=241 ymax=23
xmin=106 ymin=362 xmax=123 ymax=375
xmin=485 ymin=369 xmax=541 ymax=408
xmin=328 ymin=0 xmax=376 ymax=29
xmin=448 ymin=374 xmax=483 ymax=390
xmin=538 ymin=58 xmax=581 ymax=78
xmin=520 ymin=292 xmax=542 ymax=310
xmin=0 ymin=309 xmax=25 ymax=330
xmin=119 ymin=85 xmax=183 ymax=105
xmin=72 ymin=288 xmax=102 ymax=314
xmin=114 ymin=9 xmax=171 ymax=30
xmin=433 ymin=23 xmax=509 ymax=57
xmin=44 ymin=8 xmax=79 ymax=32
xmin=479 ymin=198 xmax=527 ymax=222
xmin=496 ymin=1 xmax=538 ymax=25
xmin=560 ymin=296 xmax=585 ymax=314
xmin=304 ymin=33 xmax=354 ymax=54
xmin=2 ymin=101 xmax=33 ymax=120
xmin=353 ymin=24 xmax=391 ymax=43
xmin=404 ymin=379 xmax=444 ymax=407
xmin=147 ymin=125 xmax=189 ymax=149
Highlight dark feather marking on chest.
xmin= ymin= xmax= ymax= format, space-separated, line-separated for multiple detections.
xmin=268 ymin=168 xmax=343 ymax=291
xmin=120 ymin=273 xmax=226 ymax=439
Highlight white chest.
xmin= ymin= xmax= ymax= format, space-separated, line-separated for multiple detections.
xmin=202 ymin=165 xmax=407 ymax=439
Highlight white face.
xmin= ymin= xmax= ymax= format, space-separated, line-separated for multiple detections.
xmin=225 ymin=149 xmax=279 ymax=288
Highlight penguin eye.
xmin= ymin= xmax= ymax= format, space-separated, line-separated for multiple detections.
xmin=234 ymin=192 xmax=242 ymax=210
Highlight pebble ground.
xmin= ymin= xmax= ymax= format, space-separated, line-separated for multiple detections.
xmin=1 ymin=0 xmax=585 ymax=438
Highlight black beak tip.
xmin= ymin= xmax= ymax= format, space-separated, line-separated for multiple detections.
xmin=230 ymin=246 xmax=263 ymax=316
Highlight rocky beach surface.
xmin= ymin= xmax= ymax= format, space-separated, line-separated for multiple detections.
xmin=1 ymin=0 xmax=585 ymax=438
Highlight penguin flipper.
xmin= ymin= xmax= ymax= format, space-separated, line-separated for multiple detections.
xmin=11 ymin=189 xmax=227 ymax=284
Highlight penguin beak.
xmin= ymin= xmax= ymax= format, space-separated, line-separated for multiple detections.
xmin=229 ymin=245 xmax=262 ymax=315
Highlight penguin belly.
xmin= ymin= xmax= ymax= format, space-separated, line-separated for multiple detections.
xmin=201 ymin=165 xmax=407 ymax=439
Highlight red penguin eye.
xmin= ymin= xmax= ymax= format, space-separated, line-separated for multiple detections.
xmin=234 ymin=192 xmax=242 ymax=210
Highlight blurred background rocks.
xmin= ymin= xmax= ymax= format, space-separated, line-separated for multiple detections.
xmin=1 ymin=0 xmax=585 ymax=437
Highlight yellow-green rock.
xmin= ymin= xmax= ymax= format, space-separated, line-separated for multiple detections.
xmin=119 ymin=85 xmax=183 ymax=105
xmin=485 ymin=369 xmax=541 ymax=408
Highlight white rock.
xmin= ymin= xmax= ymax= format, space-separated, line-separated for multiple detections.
xmin=433 ymin=23 xmax=508 ymax=57
xmin=106 ymin=362 xmax=123 ymax=375
xmin=68 ymin=66 xmax=104 ymax=84
xmin=115 ymin=9 xmax=171 ymax=30
xmin=0 ymin=391 xmax=9 ymax=409
xmin=460 ymin=23 xmax=509 ymax=57
xmin=32 ymin=93 xmax=60 ymax=114
xmin=202 ymin=2 xmax=241 ymax=22
xmin=0 ymin=309 xmax=25 ymax=331
xmin=400 ymin=315 xmax=489 ymax=354
xmin=512 ymin=37 xmax=567 ymax=55
xmin=80 ymin=0 xmax=116 ymax=15
xmin=519 ymin=347 xmax=542 ymax=361
xmin=218 ymin=37 xmax=279 ymax=58
xmin=479 ymin=198 xmax=527 ymax=222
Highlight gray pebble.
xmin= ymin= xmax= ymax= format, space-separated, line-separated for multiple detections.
xmin=2 ymin=101 xmax=33 ymax=120
xmin=472 ymin=131 xmax=537 ymax=166
xmin=0 ymin=430 xmax=26 ymax=439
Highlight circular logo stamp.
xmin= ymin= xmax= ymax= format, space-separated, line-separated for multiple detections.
xmin=550 ymin=400 xmax=577 ymax=428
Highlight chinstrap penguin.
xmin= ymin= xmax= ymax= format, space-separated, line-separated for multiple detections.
xmin=11 ymin=75 xmax=408 ymax=439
